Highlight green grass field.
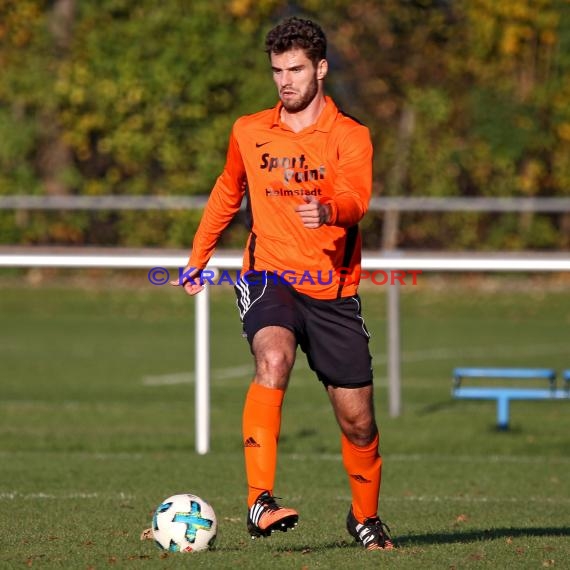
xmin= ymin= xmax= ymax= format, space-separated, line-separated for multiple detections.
xmin=1 ymin=276 xmax=569 ymax=568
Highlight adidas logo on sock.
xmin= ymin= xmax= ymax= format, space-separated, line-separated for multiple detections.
xmin=244 ymin=437 xmax=261 ymax=448
xmin=350 ymin=474 xmax=371 ymax=483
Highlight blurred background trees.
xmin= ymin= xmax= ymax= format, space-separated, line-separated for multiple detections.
xmin=1 ymin=0 xmax=569 ymax=249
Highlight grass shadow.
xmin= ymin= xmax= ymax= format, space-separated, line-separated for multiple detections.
xmin=272 ymin=539 xmax=356 ymax=553
xmin=396 ymin=526 xmax=570 ymax=546
xmin=417 ymin=400 xmax=527 ymax=433
xmin=417 ymin=399 xmax=457 ymax=415
xmin=262 ymin=526 xmax=570 ymax=553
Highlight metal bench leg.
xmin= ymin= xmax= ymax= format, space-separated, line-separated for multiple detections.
xmin=497 ymin=396 xmax=510 ymax=430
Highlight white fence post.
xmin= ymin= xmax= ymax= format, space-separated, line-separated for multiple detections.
xmin=195 ymin=284 xmax=210 ymax=454
xmin=387 ymin=277 xmax=402 ymax=417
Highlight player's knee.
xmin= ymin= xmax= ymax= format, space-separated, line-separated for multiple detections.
xmin=342 ymin=419 xmax=378 ymax=447
xmin=255 ymin=348 xmax=294 ymax=382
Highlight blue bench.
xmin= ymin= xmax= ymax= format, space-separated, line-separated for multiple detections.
xmin=452 ymin=367 xmax=570 ymax=429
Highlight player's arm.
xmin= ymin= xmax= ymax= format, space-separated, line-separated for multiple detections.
xmin=171 ymin=126 xmax=246 ymax=295
xmin=295 ymin=125 xmax=372 ymax=229
xmin=320 ymin=125 xmax=373 ymax=228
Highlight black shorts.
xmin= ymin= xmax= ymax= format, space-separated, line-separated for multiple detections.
xmin=234 ymin=271 xmax=373 ymax=388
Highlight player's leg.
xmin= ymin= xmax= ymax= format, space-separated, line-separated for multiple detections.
xmin=327 ymin=384 xmax=382 ymax=521
xmin=327 ymin=384 xmax=393 ymax=550
xmin=302 ymin=293 xmax=394 ymax=550
xmin=243 ymin=326 xmax=299 ymax=538
xmin=244 ymin=325 xmax=295 ymax=503
xmin=235 ymin=273 xmax=300 ymax=537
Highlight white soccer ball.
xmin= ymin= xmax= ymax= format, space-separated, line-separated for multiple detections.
xmin=151 ymin=493 xmax=217 ymax=553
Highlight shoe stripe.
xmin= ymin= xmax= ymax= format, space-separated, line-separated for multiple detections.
xmin=348 ymin=509 xmax=394 ymax=550
xmin=250 ymin=503 xmax=263 ymax=524
xmin=354 ymin=523 xmax=390 ymax=547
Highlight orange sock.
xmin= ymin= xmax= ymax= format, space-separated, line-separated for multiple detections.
xmin=242 ymin=382 xmax=285 ymax=507
xmin=341 ymin=433 xmax=382 ymax=523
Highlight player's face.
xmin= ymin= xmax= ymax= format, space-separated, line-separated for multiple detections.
xmin=271 ymin=49 xmax=325 ymax=113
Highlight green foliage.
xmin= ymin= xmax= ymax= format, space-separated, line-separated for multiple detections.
xmin=0 ymin=1 xmax=50 ymax=195
xmin=486 ymin=213 xmax=559 ymax=250
xmin=0 ymin=0 xmax=569 ymax=248
xmin=57 ymin=1 xmax=270 ymax=195
xmin=299 ymin=0 xmax=570 ymax=248
xmin=0 ymin=211 xmax=20 ymax=242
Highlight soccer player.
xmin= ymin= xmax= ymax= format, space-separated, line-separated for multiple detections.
xmin=174 ymin=16 xmax=393 ymax=550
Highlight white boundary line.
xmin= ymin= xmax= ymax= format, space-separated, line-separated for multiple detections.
xmin=0 ymin=451 xmax=145 ymax=460
xmin=141 ymin=342 xmax=570 ymax=386
xmin=142 ymin=364 xmax=254 ymax=386
xmin=287 ymin=453 xmax=570 ymax=465
xmin=1 ymin=490 xmax=567 ymax=505
xmin=2 ymin=450 xmax=568 ymax=465
xmin=0 ymin=491 xmax=134 ymax=500
xmin=342 ymin=495 xmax=570 ymax=505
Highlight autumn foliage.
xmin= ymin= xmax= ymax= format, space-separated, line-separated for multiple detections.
xmin=1 ymin=0 xmax=569 ymax=248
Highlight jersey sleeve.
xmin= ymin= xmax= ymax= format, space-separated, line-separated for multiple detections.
xmin=322 ymin=124 xmax=373 ymax=228
xmin=187 ymin=125 xmax=246 ymax=269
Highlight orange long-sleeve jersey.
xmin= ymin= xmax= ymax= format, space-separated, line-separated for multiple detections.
xmin=188 ymin=96 xmax=373 ymax=299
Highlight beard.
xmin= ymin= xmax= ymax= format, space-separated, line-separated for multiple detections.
xmin=280 ymin=74 xmax=319 ymax=113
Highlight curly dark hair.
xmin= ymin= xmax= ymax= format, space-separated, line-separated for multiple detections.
xmin=265 ymin=17 xmax=327 ymax=66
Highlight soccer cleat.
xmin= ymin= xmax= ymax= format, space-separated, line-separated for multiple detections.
xmin=346 ymin=507 xmax=394 ymax=550
xmin=246 ymin=491 xmax=299 ymax=538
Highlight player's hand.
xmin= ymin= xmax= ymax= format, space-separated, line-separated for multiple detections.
xmin=170 ymin=266 xmax=204 ymax=296
xmin=295 ymin=196 xmax=331 ymax=229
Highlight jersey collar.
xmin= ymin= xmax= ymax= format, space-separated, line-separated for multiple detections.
xmin=271 ymin=96 xmax=338 ymax=133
